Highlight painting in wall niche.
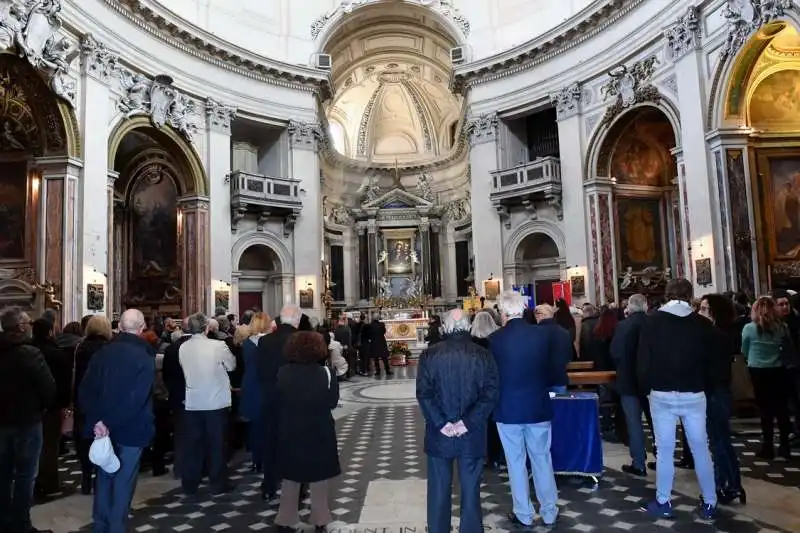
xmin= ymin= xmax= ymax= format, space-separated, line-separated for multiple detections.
xmin=86 ymin=284 xmax=104 ymax=311
xmin=386 ymin=238 xmax=413 ymax=275
xmin=570 ymin=276 xmax=585 ymax=296
xmin=214 ymin=290 xmax=230 ymax=312
xmin=750 ymin=70 xmax=800 ymax=132
xmin=616 ymin=198 xmax=664 ymax=271
xmin=131 ymin=171 xmax=178 ymax=277
xmin=0 ymin=161 xmax=28 ymax=260
xmin=610 ymin=110 xmax=676 ymax=187
xmin=766 ymin=156 xmax=800 ymax=259
xmin=299 ymin=288 xmax=314 ymax=309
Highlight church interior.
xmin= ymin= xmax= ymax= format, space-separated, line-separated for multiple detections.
xmin=3 ymin=0 xmax=800 ymax=532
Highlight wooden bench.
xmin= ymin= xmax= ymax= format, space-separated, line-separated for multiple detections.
xmin=568 ymin=370 xmax=616 ymax=388
xmin=567 ymin=361 xmax=594 ymax=372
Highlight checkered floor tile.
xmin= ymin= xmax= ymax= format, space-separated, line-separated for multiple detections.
xmin=68 ymin=397 xmax=789 ymax=532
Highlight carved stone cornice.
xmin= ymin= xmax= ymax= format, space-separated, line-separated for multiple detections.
xmin=466 ymin=113 xmax=498 ymax=146
xmin=205 ymin=98 xmax=237 ymax=135
xmin=600 ymin=56 xmax=660 ymax=125
xmin=98 ymin=0 xmax=332 ymax=99
xmin=80 ymin=33 xmax=120 ymax=83
xmin=177 ymin=195 xmax=210 ymax=210
xmin=550 ymin=83 xmax=582 ymax=121
xmin=452 ymin=0 xmax=645 ymax=92
xmin=288 ymin=120 xmax=322 ymax=151
xmin=721 ymin=0 xmax=792 ymax=60
xmin=665 ymin=6 xmax=700 ymax=61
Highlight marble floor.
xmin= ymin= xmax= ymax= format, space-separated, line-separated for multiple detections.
xmin=31 ymin=373 xmax=800 ymax=533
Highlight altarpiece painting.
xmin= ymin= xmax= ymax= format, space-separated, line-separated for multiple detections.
xmin=616 ymin=198 xmax=665 ymax=270
xmin=0 ymin=161 xmax=28 ymax=260
xmin=760 ymin=154 xmax=800 ymax=260
xmin=386 ymin=238 xmax=413 ymax=275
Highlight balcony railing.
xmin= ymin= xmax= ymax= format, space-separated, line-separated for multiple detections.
xmin=490 ymin=157 xmax=562 ymax=199
xmin=230 ymin=171 xmax=303 ymax=233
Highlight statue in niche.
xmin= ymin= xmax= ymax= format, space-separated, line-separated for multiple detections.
xmin=620 ymin=267 xmax=635 ymax=290
xmin=378 ymin=276 xmax=392 ymax=299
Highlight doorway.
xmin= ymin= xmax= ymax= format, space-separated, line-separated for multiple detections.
xmin=238 ymin=292 xmax=262 ymax=317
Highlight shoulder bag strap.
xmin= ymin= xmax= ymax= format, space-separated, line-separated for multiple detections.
xmin=69 ymin=342 xmax=81 ymax=410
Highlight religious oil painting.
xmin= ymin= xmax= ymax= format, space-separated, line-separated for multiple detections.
xmin=766 ymin=156 xmax=800 ymax=259
xmin=749 ymin=70 xmax=800 ymax=132
xmin=0 ymin=161 xmax=28 ymax=260
xmin=616 ymin=198 xmax=664 ymax=271
xmin=386 ymin=238 xmax=413 ymax=275
xmin=130 ymin=171 xmax=178 ymax=277
xmin=610 ymin=109 xmax=676 ymax=187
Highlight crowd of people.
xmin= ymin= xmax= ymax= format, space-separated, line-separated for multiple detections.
xmin=416 ymin=278 xmax=800 ymax=531
xmin=2 ymin=277 xmax=799 ymax=533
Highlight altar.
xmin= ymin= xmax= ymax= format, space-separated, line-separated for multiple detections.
xmin=382 ymin=310 xmax=429 ymax=362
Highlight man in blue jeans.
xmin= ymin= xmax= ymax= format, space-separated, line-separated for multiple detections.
xmin=489 ymin=292 xmax=566 ymax=528
xmin=637 ymin=279 xmax=718 ymax=520
xmin=610 ymin=294 xmax=650 ymax=476
xmin=0 ymin=307 xmax=56 ymax=533
xmin=417 ymin=309 xmax=498 ymax=533
xmin=79 ymin=309 xmax=155 ymax=533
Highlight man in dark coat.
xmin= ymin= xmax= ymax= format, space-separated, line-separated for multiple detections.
xmin=78 ymin=309 xmax=154 ymax=533
xmin=162 ymin=317 xmax=191 ymax=478
xmin=0 ymin=307 xmax=56 ymax=533
xmin=257 ymin=303 xmax=300 ymax=500
xmin=532 ymin=304 xmax=572 ymax=394
xmin=368 ymin=315 xmax=392 ymax=377
xmin=610 ymin=294 xmax=651 ymax=476
xmin=417 ymin=308 xmax=498 ymax=533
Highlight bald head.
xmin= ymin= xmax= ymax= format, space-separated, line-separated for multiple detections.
xmin=120 ymin=309 xmax=145 ymax=335
xmin=279 ymin=303 xmax=302 ymax=328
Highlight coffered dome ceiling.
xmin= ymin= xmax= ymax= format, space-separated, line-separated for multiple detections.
xmin=323 ymin=3 xmax=464 ymax=166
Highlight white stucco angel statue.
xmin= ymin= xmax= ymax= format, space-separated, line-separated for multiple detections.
xmin=620 ymin=266 xmax=635 ymax=290
xmin=404 ymin=275 xmax=422 ymax=299
xmin=409 ymin=250 xmax=420 ymax=264
xmin=378 ymin=276 xmax=393 ymax=299
xmin=378 ymin=250 xmax=388 ymax=265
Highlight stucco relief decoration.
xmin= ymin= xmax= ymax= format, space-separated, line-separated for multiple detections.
xmin=600 ymin=56 xmax=659 ymax=125
xmin=79 ymin=33 xmax=118 ymax=82
xmin=312 ymin=0 xmax=470 ymax=40
xmin=722 ymin=0 xmax=791 ymax=59
xmin=357 ymin=173 xmax=382 ymax=203
xmin=0 ymin=0 xmax=77 ymax=106
xmin=416 ymin=173 xmax=434 ymax=202
xmin=118 ymin=71 xmax=198 ymax=141
xmin=466 ymin=113 xmax=498 ymax=146
xmin=205 ymin=97 xmax=237 ymax=133
xmin=288 ymin=119 xmax=322 ymax=150
xmin=664 ymin=6 xmax=700 ymax=61
xmin=550 ymin=83 xmax=582 ymax=121
xmin=323 ymin=197 xmax=353 ymax=225
xmin=444 ymin=192 xmax=470 ymax=222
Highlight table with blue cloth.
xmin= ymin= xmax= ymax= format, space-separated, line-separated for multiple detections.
xmin=551 ymin=392 xmax=603 ymax=480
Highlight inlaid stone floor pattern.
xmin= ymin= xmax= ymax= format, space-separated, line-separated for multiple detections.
xmin=64 ymin=378 xmax=791 ymax=533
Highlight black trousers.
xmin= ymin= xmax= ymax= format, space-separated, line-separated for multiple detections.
xmin=181 ymin=408 xmax=229 ymax=494
xmin=151 ymin=400 xmax=171 ymax=474
xmin=35 ymin=410 xmax=61 ymax=494
xmin=427 ymin=455 xmax=483 ymax=533
xmin=371 ymin=355 xmax=391 ymax=375
xmin=750 ymin=367 xmax=792 ymax=448
xmin=261 ymin=415 xmax=279 ymax=496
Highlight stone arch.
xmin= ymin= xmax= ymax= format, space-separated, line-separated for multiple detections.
xmin=503 ymin=220 xmax=566 ymax=266
xmin=232 ymin=231 xmax=294 ymax=276
xmin=107 ymin=116 xmax=208 ymax=196
xmin=315 ymin=0 xmax=467 ymax=51
xmin=584 ymin=101 xmax=681 ymax=182
xmin=706 ymin=16 xmax=800 ymax=130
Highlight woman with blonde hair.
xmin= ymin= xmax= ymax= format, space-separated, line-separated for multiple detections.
xmin=73 ymin=315 xmax=113 ymax=493
xmin=241 ymin=311 xmax=271 ymax=471
xmin=742 ymin=296 xmax=792 ymax=460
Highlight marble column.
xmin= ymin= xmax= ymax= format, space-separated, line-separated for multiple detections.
xmin=468 ymin=113 xmax=504 ymax=296
xmin=418 ymin=218 xmax=432 ymax=295
xmin=178 ymin=196 xmax=211 ymax=315
xmin=667 ymin=11 xmax=720 ymax=293
xmin=205 ymin=98 xmax=236 ymax=315
xmin=552 ymin=83 xmax=591 ymax=297
xmin=230 ymin=272 xmax=240 ymax=319
xmin=430 ymin=222 xmax=442 ymax=298
xmin=443 ymin=223 xmax=458 ymax=301
xmin=342 ymin=227 xmax=356 ymax=305
xmin=105 ymin=170 xmax=118 ymax=317
xmin=79 ymin=34 xmax=117 ymax=316
xmin=279 ymin=274 xmax=295 ymax=311
xmin=35 ymin=156 xmax=83 ymax=323
xmin=367 ymin=219 xmax=378 ymax=299
xmin=357 ymin=224 xmax=369 ymax=300
xmin=288 ymin=120 xmax=322 ymax=316
xmin=584 ymin=178 xmax=616 ymax=304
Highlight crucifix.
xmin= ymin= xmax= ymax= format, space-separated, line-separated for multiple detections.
xmin=392 ymin=158 xmax=403 ymax=189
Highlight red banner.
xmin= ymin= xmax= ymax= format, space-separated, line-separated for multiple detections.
xmin=552 ymin=281 xmax=572 ymax=306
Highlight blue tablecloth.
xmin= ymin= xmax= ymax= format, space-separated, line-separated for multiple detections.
xmin=551 ymin=392 xmax=603 ymax=477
